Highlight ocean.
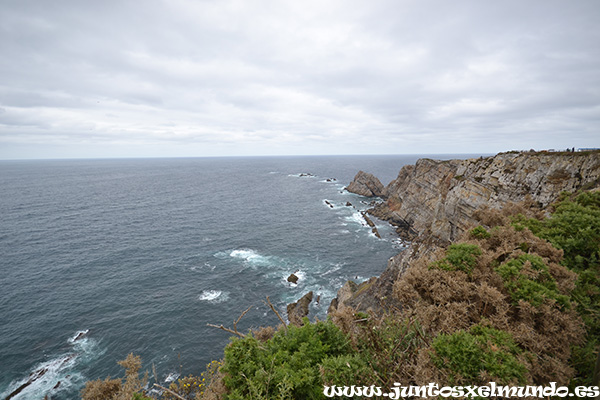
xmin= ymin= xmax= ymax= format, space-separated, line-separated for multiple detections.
xmin=0 ymin=154 xmax=476 ymax=399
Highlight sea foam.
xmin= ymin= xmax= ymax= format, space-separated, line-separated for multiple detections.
xmin=198 ymin=290 xmax=229 ymax=303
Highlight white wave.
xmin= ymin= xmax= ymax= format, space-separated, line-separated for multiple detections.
xmin=198 ymin=290 xmax=229 ymax=303
xmin=190 ymin=262 xmax=216 ymax=272
xmin=321 ymin=264 xmax=342 ymax=276
xmin=229 ymin=249 xmax=270 ymax=266
xmin=345 ymin=211 xmax=368 ymax=226
xmin=283 ymin=269 xmax=307 ymax=287
xmin=68 ymin=329 xmax=89 ymax=344
xmin=165 ymin=372 xmax=180 ymax=383
xmin=1 ymin=330 xmax=101 ymax=400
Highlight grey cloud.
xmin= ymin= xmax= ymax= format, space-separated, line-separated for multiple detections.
xmin=0 ymin=0 xmax=598 ymax=158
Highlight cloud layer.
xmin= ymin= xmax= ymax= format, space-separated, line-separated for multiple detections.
xmin=1 ymin=0 xmax=599 ymax=158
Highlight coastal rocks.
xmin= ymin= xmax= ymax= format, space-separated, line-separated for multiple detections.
xmin=329 ymin=151 xmax=600 ymax=317
xmin=287 ymin=273 xmax=299 ymax=284
xmin=361 ymin=211 xmax=375 ymax=227
xmin=346 ymin=171 xmax=385 ymax=197
xmin=287 ymin=291 xmax=313 ymax=326
xmin=327 ymin=281 xmax=358 ymax=314
xmin=370 ymin=152 xmax=600 ymax=244
xmin=330 ymin=238 xmax=441 ymax=314
xmin=4 ymin=354 xmax=76 ymax=400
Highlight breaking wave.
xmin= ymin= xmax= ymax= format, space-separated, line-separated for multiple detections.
xmin=0 ymin=330 xmax=102 ymax=400
xmin=199 ymin=290 xmax=230 ymax=303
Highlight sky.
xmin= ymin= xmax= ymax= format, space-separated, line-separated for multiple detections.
xmin=0 ymin=0 xmax=599 ymax=159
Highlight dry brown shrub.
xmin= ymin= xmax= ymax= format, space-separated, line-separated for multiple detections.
xmin=81 ymin=377 xmax=121 ymax=400
xmin=200 ymin=368 xmax=228 ymax=400
xmin=81 ymin=354 xmax=148 ymax=400
xmin=250 ymin=325 xmax=276 ymax=342
xmin=328 ymin=305 xmax=364 ymax=345
xmin=390 ymin=222 xmax=585 ymax=384
xmin=474 ymin=199 xmax=545 ymax=229
xmin=116 ymin=354 xmax=147 ymax=400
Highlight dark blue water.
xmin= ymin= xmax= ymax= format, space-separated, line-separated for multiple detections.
xmin=0 ymin=155 xmax=477 ymax=399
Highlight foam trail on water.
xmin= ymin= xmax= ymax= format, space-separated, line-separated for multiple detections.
xmin=229 ymin=249 xmax=271 ymax=266
xmin=198 ymin=290 xmax=230 ymax=303
xmin=1 ymin=330 xmax=101 ymax=400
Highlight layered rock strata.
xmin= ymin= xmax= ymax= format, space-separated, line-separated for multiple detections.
xmin=349 ymin=151 xmax=600 ymax=244
xmin=346 ymin=171 xmax=385 ymax=197
xmin=334 ymin=151 xmax=600 ymax=314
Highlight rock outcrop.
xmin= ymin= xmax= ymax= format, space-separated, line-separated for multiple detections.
xmin=346 ymin=171 xmax=385 ymax=197
xmin=287 ymin=291 xmax=313 ymax=326
xmin=369 ymin=151 xmax=600 ymax=244
xmin=329 ymin=151 xmax=600 ymax=314
xmin=329 ymin=237 xmax=441 ymax=314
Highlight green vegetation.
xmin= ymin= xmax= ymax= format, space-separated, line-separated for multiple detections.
xmin=470 ymin=225 xmax=491 ymax=239
xmin=221 ymin=319 xmax=352 ymax=400
xmin=431 ymin=243 xmax=482 ymax=275
xmin=432 ymin=324 xmax=527 ymax=385
xmin=512 ymin=191 xmax=600 ymax=385
xmin=495 ymin=254 xmax=571 ymax=309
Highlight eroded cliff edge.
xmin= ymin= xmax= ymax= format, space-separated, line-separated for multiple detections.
xmin=331 ymin=151 xmax=600 ymax=313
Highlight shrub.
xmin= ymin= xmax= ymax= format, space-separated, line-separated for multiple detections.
xmin=81 ymin=353 xmax=147 ymax=400
xmin=470 ymin=225 xmax=491 ymax=239
xmin=510 ymin=192 xmax=600 ymax=384
xmin=495 ymin=254 xmax=571 ymax=309
xmin=354 ymin=316 xmax=428 ymax=387
xmin=320 ymin=354 xmax=373 ymax=387
xmin=221 ymin=319 xmax=353 ymax=400
xmin=431 ymin=243 xmax=482 ymax=275
xmin=431 ymin=324 xmax=527 ymax=385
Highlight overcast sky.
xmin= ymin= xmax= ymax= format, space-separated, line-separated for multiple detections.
xmin=0 ymin=0 xmax=598 ymax=159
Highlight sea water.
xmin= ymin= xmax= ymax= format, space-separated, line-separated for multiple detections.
xmin=0 ymin=155 xmax=477 ymax=399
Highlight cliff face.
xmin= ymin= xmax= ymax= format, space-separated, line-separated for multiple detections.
xmin=363 ymin=151 xmax=600 ymax=244
xmin=334 ymin=151 xmax=600 ymax=314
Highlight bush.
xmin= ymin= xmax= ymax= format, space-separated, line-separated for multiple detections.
xmin=81 ymin=353 xmax=147 ymax=400
xmin=221 ymin=319 xmax=353 ymax=400
xmin=354 ymin=316 xmax=428 ymax=387
xmin=513 ymin=192 xmax=600 ymax=272
xmin=163 ymin=361 xmax=221 ymax=400
xmin=431 ymin=324 xmax=527 ymax=385
xmin=495 ymin=254 xmax=571 ymax=309
xmin=510 ymin=192 xmax=600 ymax=384
xmin=431 ymin=243 xmax=482 ymax=275
xmin=470 ymin=225 xmax=491 ymax=239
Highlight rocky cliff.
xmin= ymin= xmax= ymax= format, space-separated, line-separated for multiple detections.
xmin=357 ymin=151 xmax=600 ymax=244
xmin=333 ymin=150 xmax=600 ymax=313
xmin=346 ymin=170 xmax=385 ymax=197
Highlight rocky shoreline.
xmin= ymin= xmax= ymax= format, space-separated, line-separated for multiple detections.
xmin=328 ymin=150 xmax=600 ymax=315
